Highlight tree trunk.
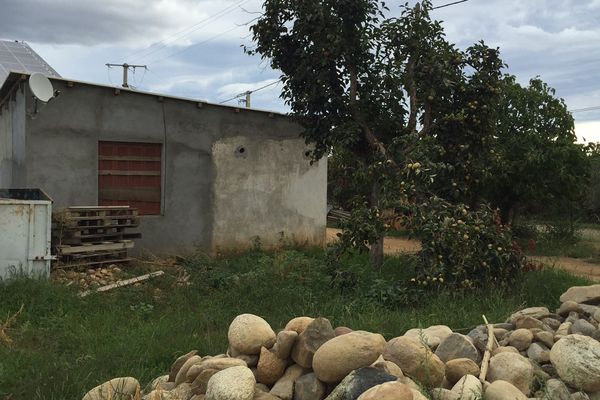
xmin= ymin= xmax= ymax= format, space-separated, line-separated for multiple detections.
xmin=369 ymin=182 xmax=385 ymax=268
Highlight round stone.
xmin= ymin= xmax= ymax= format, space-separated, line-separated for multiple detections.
xmin=205 ymin=366 xmax=256 ymax=400
xmin=487 ymin=352 xmax=534 ymax=395
xmin=313 ymin=331 xmax=386 ymax=383
xmin=228 ymin=314 xmax=276 ymax=355
xmin=383 ymin=336 xmax=445 ymax=388
xmin=356 ymin=381 xmax=413 ymax=400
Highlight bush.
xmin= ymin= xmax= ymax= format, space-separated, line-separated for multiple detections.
xmin=408 ymin=197 xmax=525 ymax=289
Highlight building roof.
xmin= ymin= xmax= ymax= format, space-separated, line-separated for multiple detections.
xmin=0 ymin=71 xmax=286 ymax=117
xmin=0 ymin=40 xmax=60 ymax=84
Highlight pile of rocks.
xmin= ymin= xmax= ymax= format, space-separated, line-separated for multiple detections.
xmin=53 ymin=265 xmax=123 ymax=289
xmin=82 ymin=284 xmax=600 ymax=400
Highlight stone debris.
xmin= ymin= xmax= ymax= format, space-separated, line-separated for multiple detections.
xmin=81 ymin=285 xmax=600 ymax=400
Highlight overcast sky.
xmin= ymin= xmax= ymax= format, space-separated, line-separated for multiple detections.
xmin=1 ymin=0 xmax=599 ymax=141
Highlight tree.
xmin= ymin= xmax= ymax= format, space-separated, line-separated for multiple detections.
xmin=248 ymin=0 xmax=505 ymax=266
xmin=485 ymin=76 xmax=589 ymax=224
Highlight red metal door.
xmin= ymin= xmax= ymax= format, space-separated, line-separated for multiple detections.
xmin=98 ymin=141 xmax=162 ymax=215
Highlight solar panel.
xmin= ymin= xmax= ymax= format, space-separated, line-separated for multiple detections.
xmin=0 ymin=40 xmax=60 ymax=85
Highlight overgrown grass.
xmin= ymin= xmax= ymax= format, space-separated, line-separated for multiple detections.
xmin=0 ymin=249 xmax=591 ymax=399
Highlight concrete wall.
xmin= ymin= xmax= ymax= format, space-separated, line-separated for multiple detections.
xmin=212 ymin=136 xmax=327 ymax=250
xmin=19 ymin=79 xmax=326 ymax=253
xmin=0 ymin=86 xmax=26 ymax=187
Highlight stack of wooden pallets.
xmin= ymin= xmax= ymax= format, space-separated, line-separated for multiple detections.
xmin=52 ymin=206 xmax=141 ymax=269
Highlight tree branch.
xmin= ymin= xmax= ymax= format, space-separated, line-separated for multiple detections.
xmin=348 ymin=67 xmax=396 ymax=163
xmin=420 ymin=101 xmax=432 ymax=136
xmin=407 ymin=56 xmax=418 ymax=134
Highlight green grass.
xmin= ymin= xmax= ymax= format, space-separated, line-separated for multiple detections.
xmin=0 ymin=249 xmax=591 ymax=399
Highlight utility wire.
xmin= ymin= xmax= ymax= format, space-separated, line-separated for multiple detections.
xmin=432 ymin=0 xmax=469 ymax=10
xmin=126 ymin=0 xmax=250 ymax=63
xmin=571 ymin=106 xmax=600 ymax=113
xmin=219 ymin=79 xmax=281 ymax=104
xmin=146 ymin=16 xmax=260 ymax=66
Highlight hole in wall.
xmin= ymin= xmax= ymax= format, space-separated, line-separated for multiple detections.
xmin=235 ymin=146 xmax=247 ymax=158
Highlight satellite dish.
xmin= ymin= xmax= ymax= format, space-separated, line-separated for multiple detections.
xmin=29 ymin=73 xmax=54 ymax=102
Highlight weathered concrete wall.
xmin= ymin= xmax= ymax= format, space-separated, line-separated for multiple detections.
xmin=212 ymin=136 xmax=327 ymax=250
xmin=20 ymin=78 xmax=326 ymax=253
xmin=0 ymin=86 xmax=26 ymax=187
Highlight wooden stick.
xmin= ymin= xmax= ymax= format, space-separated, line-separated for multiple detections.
xmin=479 ymin=314 xmax=494 ymax=383
xmin=79 ymin=271 xmax=164 ymax=297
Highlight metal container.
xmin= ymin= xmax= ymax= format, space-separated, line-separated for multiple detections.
xmin=0 ymin=189 xmax=54 ymax=280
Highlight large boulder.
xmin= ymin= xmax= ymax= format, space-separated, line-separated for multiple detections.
xmin=356 ymin=381 xmax=414 ymax=400
xmin=324 ymin=367 xmax=397 ymax=400
xmin=550 ymin=334 xmax=600 ymax=392
xmin=291 ymin=317 xmax=335 ymax=368
xmin=82 ymin=377 xmax=140 ymax=400
xmin=205 ymin=366 xmax=255 ymax=400
xmin=560 ymin=285 xmax=600 ymax=305
xmin=383 ymin=336 xmax=445 ymax=388
xmin=313 ymin=331 xmax=386 ymax=383
xmin=487 ymin=352 xmax=534 ymax=395
xmin=228 ymin=314 xmax=276 ymax=355
xmin=435 ymin=333 xmax=481 ymax=364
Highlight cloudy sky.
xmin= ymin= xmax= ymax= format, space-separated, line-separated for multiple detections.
xmin=1 ymin=0 xmax=599 ymax=141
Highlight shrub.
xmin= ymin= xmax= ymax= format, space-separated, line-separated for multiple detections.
xmin=407 ymin=197 xmax=525 ymax=289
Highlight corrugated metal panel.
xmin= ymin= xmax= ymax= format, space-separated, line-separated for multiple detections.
xmin=98 ymin=142 xmax=162 ymax=215
xmin=0 ymin=40 xmax=61 ymax=84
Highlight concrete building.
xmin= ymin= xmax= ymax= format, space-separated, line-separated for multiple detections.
xmin=0 ymin=71 xmax=327 ymax=253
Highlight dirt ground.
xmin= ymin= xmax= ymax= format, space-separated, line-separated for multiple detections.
xmin=326 ymin=228 xmax=600 ymax=282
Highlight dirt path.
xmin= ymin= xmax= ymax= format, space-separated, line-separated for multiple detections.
xmin=326 ymin=228 xmax=600 ymax=282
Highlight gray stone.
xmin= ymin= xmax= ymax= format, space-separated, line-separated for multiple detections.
xmin=540 ymin=378 xmax=570 ymax=400
xmin=435 ymin=333 xmax=481 ymax=364
xmin=550 ymin=334 xmax=600 ymax=392
xmin=205 ymin=366 xmax=255 ymax=400
xmin=572 ymin=319 xmax=598 ymax=337
xmin=293 ymin=373 xmax=326 ymax=400
xmin=527 ymin=342 xmax=550 ymax=364
xmin=291 ymin=317 xmax=335 ymax=369
xmin=580 ymin=304 xmax=599 ymax=317
xmin=323 ymin=367 xmax=397 ymax=400
xmin=566 ymin=311 xmax=580 ymax=324
xmin=466 ymin=327 xmax=489 ymax=354
xmin=542 ymin=317 xmax=562 ymax=330
xmin=404 ymin=325 xmax=453 ymax=350
xmin=430 ymin=388 xmax=459 ymax=400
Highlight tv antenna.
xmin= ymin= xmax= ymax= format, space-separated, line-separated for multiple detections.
xmin=106 ymin=63 xmax=148 ymax=88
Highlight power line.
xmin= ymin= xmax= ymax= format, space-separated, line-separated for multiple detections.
xmin=219 ymin=79 xmax=281 ymax=106
xmin=571 ymin=106 xmax=600 ymax=113
xmin=432 ymin=0 xmax=469 ymax=10
xmin=126 ymin=0 xmax=250 ymax=63
xmin=146 ymin=16 xmax=260 ymax=66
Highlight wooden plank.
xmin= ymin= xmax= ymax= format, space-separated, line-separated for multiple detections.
xmin=56 ymin=258 xmax=133 ymax=269
xmin=99 ymin=170 xmax=160 ymax=176
xmin=58 ymin=241 xmax=134 ymax=255
xmin=99 ymin=187 xmax=161 ymax=203
xmin=62 ymin=222 xmax=139 ymax=230
xmin=98 ymin=156 xmax=161 ymax=162
xmin=79 ymin=271 xmax=164 ymax=297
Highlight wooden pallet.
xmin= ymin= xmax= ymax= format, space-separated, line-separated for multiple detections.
xmin=52 ymin=206 xmax=141 ymax=269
